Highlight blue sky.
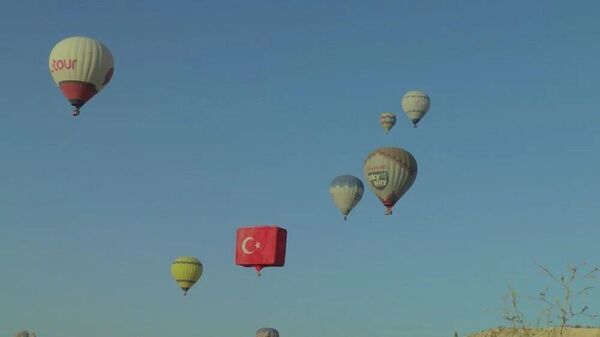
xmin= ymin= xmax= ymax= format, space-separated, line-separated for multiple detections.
xmin=2 ymin=1 xmax=600 ymax=336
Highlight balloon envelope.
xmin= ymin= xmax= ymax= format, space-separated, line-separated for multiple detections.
xmin=49 ymin=36 xmax=114 ymax=116
xmin=235 ymin=226 xmax=287 ymax=276
xmin=363 ymin=147 xmax=417 ymax=215
xmin=170 ymin=256 xmax=203 ymax=295
xmin=379 ymin=112 xmax=396 ymax=134
xmin=401 ymin=90 xmax=430 ymax=127
xmin=256 ymin=328 xmax=280 ymax=337
xmin=329 ymin=175 xmax=364 ymax=220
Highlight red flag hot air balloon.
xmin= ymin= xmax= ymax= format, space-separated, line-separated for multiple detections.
xmin=235 ymin=226 xmax=287 ymax=276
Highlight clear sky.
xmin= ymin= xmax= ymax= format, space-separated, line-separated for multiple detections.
xmin=2 ymin=1 xmax=600 ymax=337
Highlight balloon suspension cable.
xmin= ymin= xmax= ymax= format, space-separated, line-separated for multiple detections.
xmin=72 ymin=108 xmax=81 ymax=117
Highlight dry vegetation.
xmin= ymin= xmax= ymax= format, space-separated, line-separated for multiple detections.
xmin=469 ymin=327 xmax=600 ymax=337
xmin=467 ymin=263 xmax=600 ymax=337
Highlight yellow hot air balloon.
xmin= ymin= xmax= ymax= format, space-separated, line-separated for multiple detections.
xmin=363 ymin=147 xmax=417 ymax=215
xmin=170 ymin=256 xmax=203 ymax=296
xmin=49 ymin=36 xmax=114 ymax=116
xmin=401 ymin=90 xmax=430 ymax=127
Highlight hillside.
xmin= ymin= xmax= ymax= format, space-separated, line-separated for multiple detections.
xmin=469 ymin=328 xmax=600 ymax=337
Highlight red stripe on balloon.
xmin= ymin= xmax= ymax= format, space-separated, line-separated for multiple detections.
xmin=59 ymin=81 xmax=97 ymax=107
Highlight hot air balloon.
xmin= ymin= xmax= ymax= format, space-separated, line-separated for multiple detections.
xmin=49 ymin=36 xmax=114 ymax=116
xmin=170 ymin=256 xmax=203 ymax=296
xmin=401 ymin=90 xmax=430 ymax=127
xmin=329 ymin=175 xmax=364 ymax=220
xmin=379 ymin=112 xmax=396 ymax=134
xmin=363 ymin=147 xmax=417 ymax=215
xmin=235 ymin=226 xmax=287 ymax=276
xmin=256 ymin=328 xmax=280 ymax=337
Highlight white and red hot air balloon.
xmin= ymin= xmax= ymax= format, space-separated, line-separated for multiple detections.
xmin=49 ymin=36 xmax=114 ymax=116
xmin=379 ymin=112 xmax=396 ymax=134
xmin=363 ymin=147 xmax=418 ymax=215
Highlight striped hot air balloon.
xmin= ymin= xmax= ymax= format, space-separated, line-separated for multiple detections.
xmin=401 ymin=90 xmax=430 ymax=127
xmin=49 ymin=36 xmax=114 ymax=116
xmin=329 ymin=175 xmax=364 ymax=220
xmin=379 ymin=112 xmax=396 ymax=134
xmin=170 ymin=256 xmax=203 ymax=296
xmin=363 ymin=147 xmax=417 ymax=215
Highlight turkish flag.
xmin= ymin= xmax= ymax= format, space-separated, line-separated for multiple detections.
xmin=235 ymin=226 xmax=287 ymax=274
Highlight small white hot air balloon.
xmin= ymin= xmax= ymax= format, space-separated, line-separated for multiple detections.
xmin=401 ymin=90 xmax=430 ymax=127
xmin=329 ymin=175 xmax=364 ymax=220
xmin=379 ymin=112 xmax=396 ymax=134
xmin=49 ymin=36 xmax=114 ymax=116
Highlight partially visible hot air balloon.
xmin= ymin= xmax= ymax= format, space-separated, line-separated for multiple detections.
xmin=329 ymin=175 xmax=364 ymax=220
xmin=49 ymin=36 xmax=114 ymax=116
xmin=401 ymin=90 xmax=430 ymax=127
xmin=256 ymin=328 xmax=279 ymax=337
xmin=14 ymin=331 xmax=35 ymax=337
xmin=170 ymin=256 xmax=203 ymax=296
xmin=379 ymin=112 xmax=396 ymax=134
xmin=363 ymin=147 xmax=417 ymax=215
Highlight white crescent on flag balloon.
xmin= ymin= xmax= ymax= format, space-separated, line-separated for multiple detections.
xmin=242 ymin=237 xmax=255 ymax=254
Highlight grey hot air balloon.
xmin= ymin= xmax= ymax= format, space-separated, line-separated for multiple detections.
xmin=256 ymin=327 xmax=279 ymax=337
xmin=363 ymin=147 xmax=417 ymax=215
xmin=329 ymin=175 xmax=364 ymax=220
xmin=379 ymin=112 xmax=396 ymax=134
xmin=401 ymin=90 xmax=430 ymax=127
